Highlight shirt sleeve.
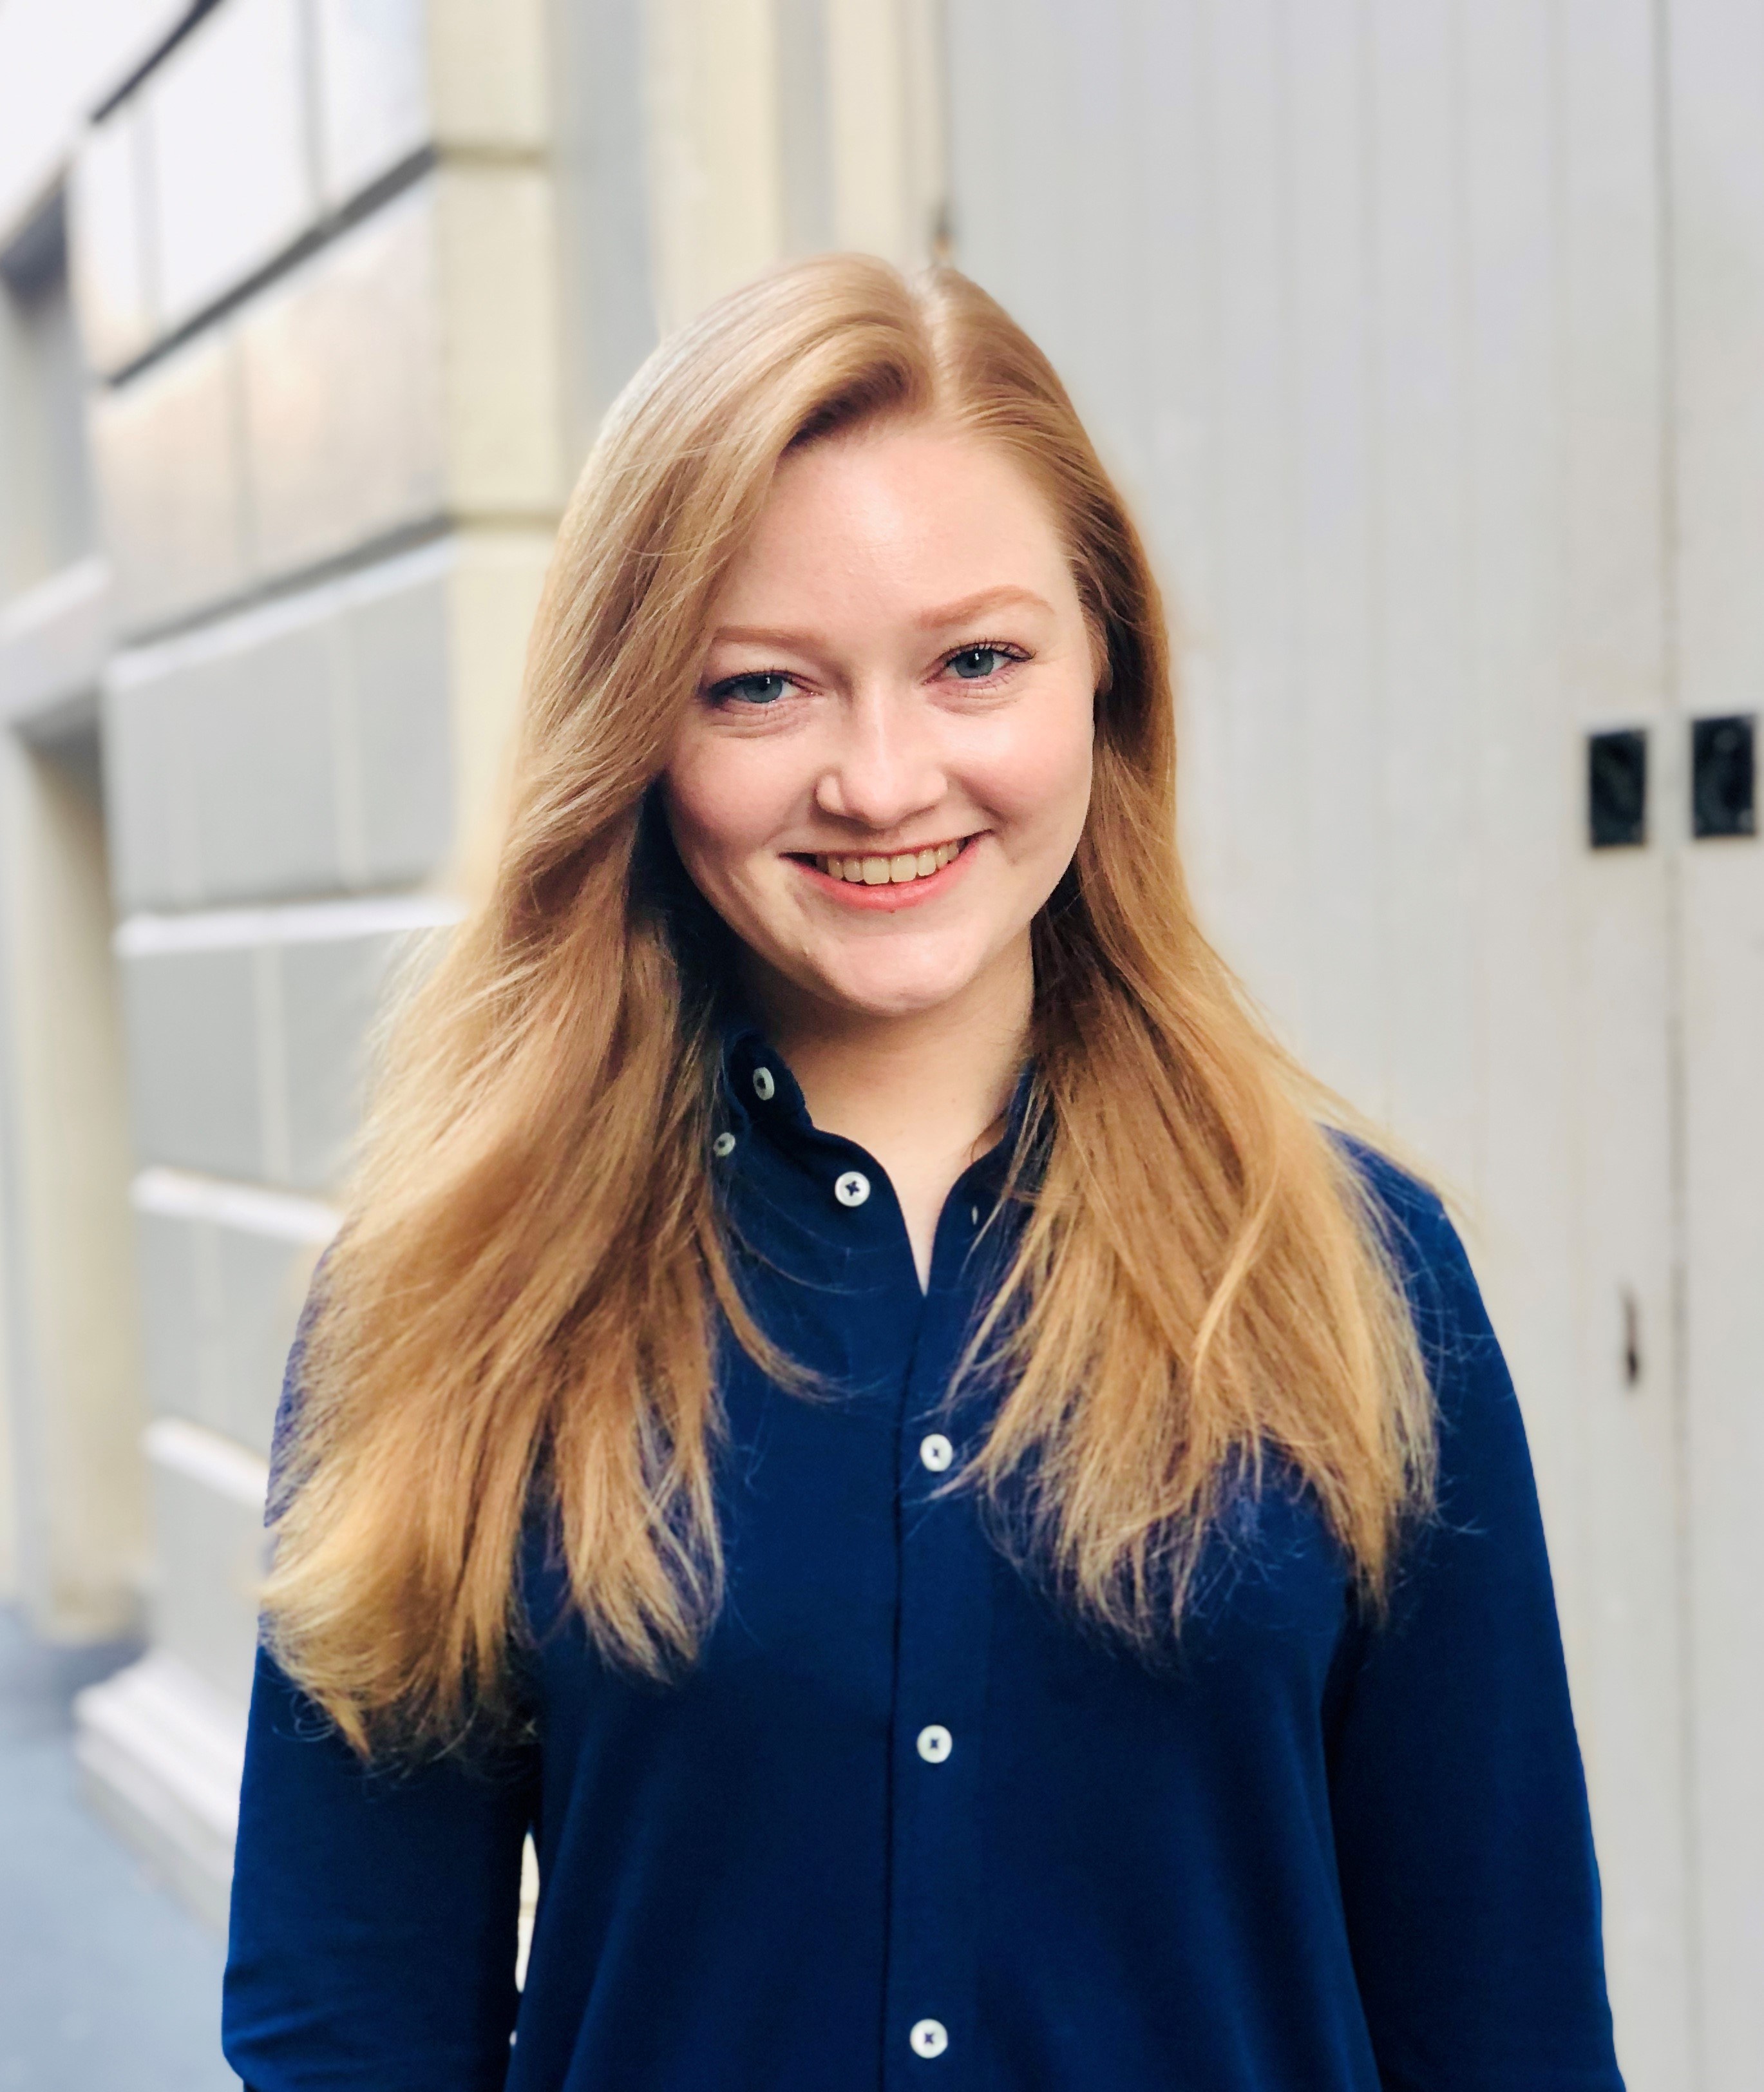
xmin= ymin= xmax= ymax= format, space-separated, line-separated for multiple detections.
xmin=222 ymin=1648 xmax=536 ymax=2091
xmin=1324 ymin=1166 xmax=1626 ymax=2091
xmin=222 ymin=1331 xmax=539 ymax=2089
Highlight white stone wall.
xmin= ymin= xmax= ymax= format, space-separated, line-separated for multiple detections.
xmin=0 ymin=0 xmax=560 ymax=1925
xmin=80 ymin=0 xmax=558 ymax=1915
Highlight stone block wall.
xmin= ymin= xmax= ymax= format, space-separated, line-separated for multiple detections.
xmin=0 ymin=0 xmax=564 ymax=1920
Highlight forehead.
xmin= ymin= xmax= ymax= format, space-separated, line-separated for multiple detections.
xmin=713 ymin=421 xmax=1075 ymax=622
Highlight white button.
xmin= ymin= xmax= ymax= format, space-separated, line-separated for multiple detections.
xmin=909 ymin=2019 xmax=949 ymax=2059
xmin=833 ymin=1170 xmax=871 ymax=1208
xmin=752 ymin=1067 xmax=775 ymax=1101
xmin=916 ymin=1724 xmax=953 ymax=1764
xmin=711 ymin=1132 xmax=736 ymax=1158
xmin=919 ymin=1432 xmax=954 ymax=1473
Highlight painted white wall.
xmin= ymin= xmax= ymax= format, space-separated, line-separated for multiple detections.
xmin=943 ymin=2 xmax=1764 ymax=2087
xmin=638 ymin=0 xmax=944 ymax=334
xmin=1664 ymin=4 xmax=1764 ymax=2072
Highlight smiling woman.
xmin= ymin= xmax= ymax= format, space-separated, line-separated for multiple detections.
xmin=222 ymin=256 xmax=1623 ymax=2092
xmin=663 ymin=423 xmax=1098 ymax=1278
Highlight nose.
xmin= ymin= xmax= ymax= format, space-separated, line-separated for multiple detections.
xmin=813 ymin=684 xmax=947 ymax=835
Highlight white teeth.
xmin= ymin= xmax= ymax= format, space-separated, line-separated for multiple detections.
xmin=815 ymin=839 xmax=967 ymax=884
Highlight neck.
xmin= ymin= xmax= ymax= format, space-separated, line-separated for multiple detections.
xmin=746 ymin=940 xmax=1033 ymax=1286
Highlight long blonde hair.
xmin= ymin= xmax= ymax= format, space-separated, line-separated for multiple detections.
xmin=263 ymin=254 xmax=1435 ymax=1756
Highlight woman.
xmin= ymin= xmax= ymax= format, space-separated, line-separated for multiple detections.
xmin=223 ymin=256 xmax=1623 ymax=2091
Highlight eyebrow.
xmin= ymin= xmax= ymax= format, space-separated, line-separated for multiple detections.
xmin=710 ymin=585 xmax=1057 ymax=652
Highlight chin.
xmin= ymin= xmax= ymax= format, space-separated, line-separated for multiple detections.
xmin=812 ymin=946 xmax=998 ymax=1021
xmin=828 ymin=984 xmax=969 ymax=1022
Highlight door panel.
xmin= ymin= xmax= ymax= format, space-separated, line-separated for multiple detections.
xmin=945 ymin=1 xmax=1698 ymax=2079
xmin=1664 ymin=3 xmax=1764 ymax=2079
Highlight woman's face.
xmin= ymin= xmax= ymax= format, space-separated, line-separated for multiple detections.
xmin=662 ymin=420 xmax=1098 ymax=1024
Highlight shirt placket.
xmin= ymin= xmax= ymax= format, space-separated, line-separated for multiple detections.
xmin=882 ymin=1190 xmax=1000 ymax=2087
xmin=725 ymin=1034 xmax=1007 ymax=2084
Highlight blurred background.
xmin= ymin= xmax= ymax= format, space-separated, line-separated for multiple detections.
xmin=0 ymin=1 xmax=1758 ymax=2086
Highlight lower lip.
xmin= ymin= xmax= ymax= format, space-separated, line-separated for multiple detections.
xmin=792 ymin=839 xmax=982 ymax=912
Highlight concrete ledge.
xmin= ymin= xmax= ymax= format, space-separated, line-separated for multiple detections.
xmin=0 ymin=556 xmax=113 ymax=727
xmin=73 ymin=1650 xmax=246 ymax=1933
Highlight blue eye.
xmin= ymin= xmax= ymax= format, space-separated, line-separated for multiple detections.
xmin=712 ymin=672 xmax=792 ymax=707
xmin=947 ymin=646 xmax=1012 ymax=681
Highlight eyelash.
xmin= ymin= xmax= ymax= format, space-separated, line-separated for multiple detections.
xmin=945 ymin=639 xmax=1029 ymax=683
xmin=706 ymin=640 xmax=1030 ymax=708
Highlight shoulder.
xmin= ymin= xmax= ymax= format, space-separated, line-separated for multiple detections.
xmin=1329 ymin=1134 xmax=1490 ymax=1374
xmin=266 ymin=1268 xmax=327 ymax=1522
xmin=1330 ymin=1133 xmax=1453 ymax=1271
xmin=1330 ymin=1136 xmax=1541 ymax=1560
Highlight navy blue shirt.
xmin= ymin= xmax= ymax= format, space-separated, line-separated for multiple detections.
xmin=224 ymin=1025 xmax=1624 ymax=2090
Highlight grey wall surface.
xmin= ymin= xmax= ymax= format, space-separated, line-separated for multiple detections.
xmin=104 ymin=545 xmax=455 ymax=912
xmin=118 ymin=913 xmax=428 ymax=1190
xmin=0 ymin=0 xmax=558 ymax=1928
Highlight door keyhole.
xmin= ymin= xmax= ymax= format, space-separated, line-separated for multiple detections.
xmin=1621 ymin=1288 xmax=1642 ymax=1390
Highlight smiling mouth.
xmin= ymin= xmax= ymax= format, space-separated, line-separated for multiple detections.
xmin=802 ymin=837 xmax=973 ymax=888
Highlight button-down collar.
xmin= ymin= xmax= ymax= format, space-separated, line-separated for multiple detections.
xmin=714 ymin=1013 xmax=1033 ymax=1246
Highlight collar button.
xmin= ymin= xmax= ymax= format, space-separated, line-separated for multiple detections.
xmin=833 ymin=1170 xmax=871 ymax=1208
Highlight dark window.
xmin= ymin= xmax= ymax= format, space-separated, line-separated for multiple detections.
xmin=1691 ymin=715 xmax=1756 ymax=840
xmin=1588 ymin=728 xmax=1647 ymax=850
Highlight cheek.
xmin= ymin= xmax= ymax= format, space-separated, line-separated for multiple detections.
xmin=663 ymin=735 xmax=793 ymax=875
xmin=970 ymin=690 xmax=1095 ymax=842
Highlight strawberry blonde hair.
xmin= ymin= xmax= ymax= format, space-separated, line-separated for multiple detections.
xmin=262 ymin=254 xmax=1435 ymax=1755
